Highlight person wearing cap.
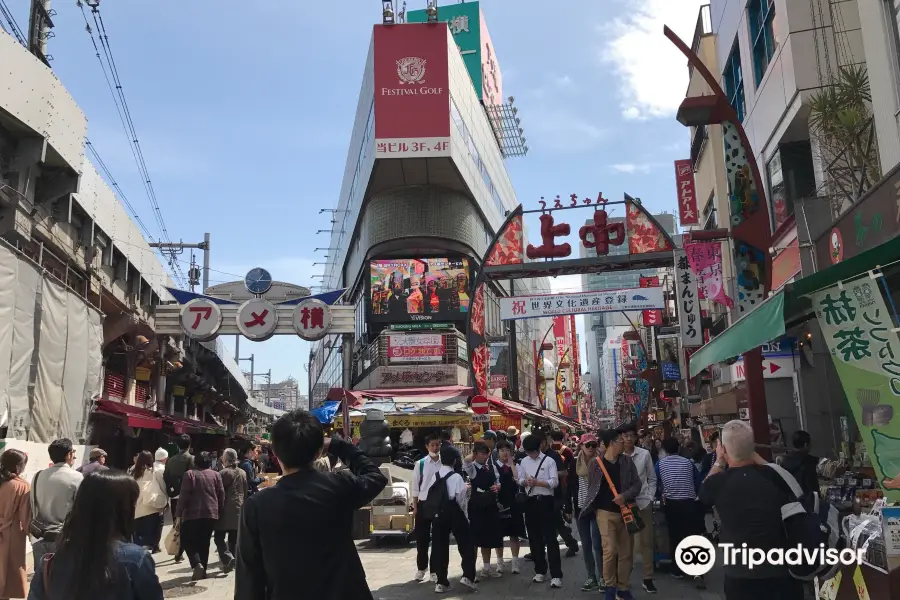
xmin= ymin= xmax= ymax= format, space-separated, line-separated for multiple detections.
xmin=77 ymin=448 xmax=109 ymax=476
xmin=150 ymin=448 xmax=169 ymax=552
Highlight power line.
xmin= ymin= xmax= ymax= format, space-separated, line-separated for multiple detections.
xmin=77 ymin=1 xmax=186 ymax=287
xmin=0 ymin=0 xmax=26 ymax=45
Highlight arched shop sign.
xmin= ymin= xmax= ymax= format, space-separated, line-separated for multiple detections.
xmin=154 ymin=270 xmax=355 ymax=342
xmin=466 ymin=194 xmax=678 ymax=422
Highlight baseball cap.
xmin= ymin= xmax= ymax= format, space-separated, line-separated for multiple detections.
xmin=580 ymin=434 xmax=598 ymax=445
xmin=89 ymin=448 xmax=107 ymax=460
xmin=482 ymin=430 xmax=497 ymax=440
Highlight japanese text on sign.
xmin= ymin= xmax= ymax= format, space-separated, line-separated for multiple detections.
xmin=684 ymin=241 xmax=734 ymax=308
xmin=375 ymin=137 xmax=451 ymax=158
xmin=674 ymin=159 xmax=699 ymax=226
xmin=387 ymin=334 xmax=445 ymax=363
xmin=674 ymin=249 xmax=703 ymax=347
xmin=499 ymin=287 xmax=665 ymax=320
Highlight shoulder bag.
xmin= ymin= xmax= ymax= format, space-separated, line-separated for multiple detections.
xmin=595 ymin=456 xmax=645 ymax=534
xmin=514 ymin=455 xmax=548 ymax=506
xmin=29 ymin=471 xmax=59 ymax=540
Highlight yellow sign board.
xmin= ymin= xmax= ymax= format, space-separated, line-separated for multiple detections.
xmin=853 ymin=565 xmax=870 ymax=600
xmin=334 ymin=413 xmax=472 ymax=429
xmin=173 ymin=385 xmax=186 ymax=397
xmin=818 ymin=571 xmax=841 ymax=600
xmin=135 ymin=367 xmax=152 ymax=382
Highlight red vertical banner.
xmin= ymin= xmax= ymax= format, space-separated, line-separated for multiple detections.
xmin=553 ymin=316 xmax=567 ymax=364
xmin=640 ymin=276 xmax=663 ymax=326
xmin=569 ymin=314 xmax=580 ymax=420
xmin=674 ymin=159 xmax=699 ymax=226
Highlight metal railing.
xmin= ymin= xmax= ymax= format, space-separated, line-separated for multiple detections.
xmin=689 ymin=5 xmax=713 ymax=78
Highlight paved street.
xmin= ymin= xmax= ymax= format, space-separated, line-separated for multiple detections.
xmin=142 ymin=524 xmax=726 ymax=599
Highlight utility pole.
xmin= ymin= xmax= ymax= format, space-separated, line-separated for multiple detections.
xmin=149 ymin=233 xmax=210 ymax=292
xmin=238 ymin=354 xmax=255 ymax=392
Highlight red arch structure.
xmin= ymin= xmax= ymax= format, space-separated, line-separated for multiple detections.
xmin=664 ymin=25 xmax=775 ymax=453
xmin=466 ymin=195 xmax=678 ymax=423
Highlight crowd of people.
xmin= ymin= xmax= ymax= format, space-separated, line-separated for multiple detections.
xmin=0 ymin=411 xmax=824 ymax=600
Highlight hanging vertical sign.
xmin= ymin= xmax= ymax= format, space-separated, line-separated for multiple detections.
xmin=553 ymin=316 xmax=567 ymax=364
xmin=813 ymin=280 xmax=900 ymax=502
xmin=674 ymin=159 xmax=699 ymax=226
xmin=640 ymin=276 xmax=663 ymax=326
xmin=684 ymin=241 xmax=734 ymax=308
xmin=675 ymin=249 xmax=703 ymax=347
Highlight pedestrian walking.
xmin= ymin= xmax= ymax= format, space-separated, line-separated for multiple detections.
xmin=656 ymin=436 xmax=706 ymax=589
xmin=163 ymin=434 xmax=193 ymax=563
xmin=572 ymin=434 xmax=604 ymax=592
xmin=0 ymin=449 xmax=30 ymax=600
xmin=463 ymin=441 xmax=503 ymax=579
xmin=27 ymin=470 xmax=163 ymax=600
xmin=234 ymin=409 xmax=387 ymax=600
xmin=132 ymin=451 xmax=167 ymax=549
xmin=581 ymin=429 xmax=641 ymax=600
xmin=518 ymin=433 xmax=563 ymax=588
xmin=150 ymin=449 xmax=168 ymax=553
xmin=175 ymin=451 xmax=224 ymax=581
xmin=76 ymin=448 xmax=108 ymax=475
xmin=544 ymin=433 xmax=579 ymax=556
xmin=622 ymin=423 xmax=658 ymax=594
xmin=214 ymin=448 xmax=247 ymax=574
xmin=30 ymin=438 xmax=82 ymax=567
xmin=700 ymin=420 xmax=806 ymax=600
xmin=240 ymin=443 xmax=264 ymax=497
xmin=411 ymin=433 xmax=443 ymax=583
xmin=494 ymin=441 xmax=524 ymax=574
xmin=428 ymin=445 xmax=477 ymax=593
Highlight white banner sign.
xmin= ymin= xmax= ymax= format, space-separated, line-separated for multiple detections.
xmin=499 ymin=287 xmax=665 ymax=321
xmin=675 ymin=249 xmax=703 ymax=348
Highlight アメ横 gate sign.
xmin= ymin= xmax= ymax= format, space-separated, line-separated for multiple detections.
xmin=499 ymin=287 xmax=665 ymax=320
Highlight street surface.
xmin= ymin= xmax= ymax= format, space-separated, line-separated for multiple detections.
xmin=140 ymin=524 xmax=726 ymax=599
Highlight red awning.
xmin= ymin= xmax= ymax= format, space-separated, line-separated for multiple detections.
xmin=487 ymin=396 xmax=526 ymax=416
xmin=327 ymin=385 xmax=475 ymax=409
xmin=95 ymin=399 xmax=162 ymax=430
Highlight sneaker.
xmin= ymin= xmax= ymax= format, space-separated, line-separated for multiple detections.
xmin=565 ymin=546 xmax=578 ymax=558
xmin=495 ymin=561 xmax=504 ymax=575
xmin=642 ymin=579 xmax=658 ymax=594
xmin=550 ymin=578 xmax=563 ymax=588
xmin=430 ymin=573 xmax=438 ymax=583
xmin=510 ymin=557 xmax=521 ymax=574
xmin=524 ymin=552 xmax=533 ymax=560
xmin=581 ymin=578 xmax=599 ymax=591
xmin=415 ymin=570 xmax=427 ymax=582
xmin=221 ymin=552 xmax=235 ymax=574
xmin=603 ymin=588 xmax=618 ymax=600
xmin=434 ymin=584 xmax=448 ymax=593
xmin=695 ymin=576 xmax=707 ymax=590
xmin=480 ymin=566 xmax=492 ymax=579
xmin=670 ymin=571 xmax=684 ymax=579
xmin=460 ymin=577 xmax=478 ymax=591
xmin=191 ymin=565 xmax=206 ymax=581
xmin=533 ymin=573 xmax=545 ymax=583
xmin=173 ymin=554 xmax=184 ymax=564
xmin=617 ymin=591 xmax=635 ymax=600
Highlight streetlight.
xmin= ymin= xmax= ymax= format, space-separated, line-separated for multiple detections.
xmin=382 ymin=1 xmax=395 ymax=24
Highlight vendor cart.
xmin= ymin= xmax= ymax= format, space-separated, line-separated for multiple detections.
xmin=369 ymin=466 xmax=413 ymax=545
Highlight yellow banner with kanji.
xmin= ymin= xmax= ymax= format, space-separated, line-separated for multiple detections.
xmin=334 ymin=413 xmax=473 ymax=429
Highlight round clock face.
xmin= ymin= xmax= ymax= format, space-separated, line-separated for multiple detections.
xmin=245 ymin=267 xmax=272 ymax=295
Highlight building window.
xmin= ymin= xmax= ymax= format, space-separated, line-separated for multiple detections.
xmin=723 ymin=43 xmax=746 ymax=121
xmin=748 ymin=0 xmax=777 ymax=85
xmin=702 ymin=192 xmax=718 ymax=230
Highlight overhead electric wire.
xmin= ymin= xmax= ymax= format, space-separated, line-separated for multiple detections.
xmin=0 ymin=0 xmax=26 ymax=45
xmin=77 ymin=2 xmax=186 ymax=287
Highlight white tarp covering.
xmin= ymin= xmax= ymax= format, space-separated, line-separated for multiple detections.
xmin=0 ymin=244 xmax=40 ymax=438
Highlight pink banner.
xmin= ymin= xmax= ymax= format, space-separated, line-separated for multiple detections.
xmin=684 ymin=241 xmax=734 ymax=309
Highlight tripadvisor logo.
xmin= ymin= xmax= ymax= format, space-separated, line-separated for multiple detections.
xmin=675 ymin=535 xmax=864 ymax=577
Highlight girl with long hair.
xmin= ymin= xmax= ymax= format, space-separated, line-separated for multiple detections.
xmin=0 ymin=449 xmax=29 ymax=599
xmin=131 ymin=452 xmax=166 ymax=549
xmin=28 ymin=470 xmax=163 ymax=600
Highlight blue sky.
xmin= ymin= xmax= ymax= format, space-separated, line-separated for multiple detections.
xmin=7 ymin=0 xmax=704 ymax=393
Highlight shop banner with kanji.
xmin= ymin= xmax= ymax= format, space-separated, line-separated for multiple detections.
xmin=640 ymin=276 xmax=663 ymax=326
xmin=813 ymin=281 xmax=900 ymax=501
xmin=674 ymin=159 xmax=699 ymax=226
xmin=684 ymin=241 xmax=734 ymax=308
xmin=674 ymin=249 xmax=703 ymax=348
xmin=499 ymin=287 xmax=665 ymax=320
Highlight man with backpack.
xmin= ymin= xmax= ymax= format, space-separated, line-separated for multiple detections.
xmin=422 ymin=445 xmax=478 ymax=593
xmin=411 ymin=433 xmax=444 ymax=583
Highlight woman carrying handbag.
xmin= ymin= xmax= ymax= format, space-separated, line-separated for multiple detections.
xmin=579 ymin=429 xmax=642 ymax=600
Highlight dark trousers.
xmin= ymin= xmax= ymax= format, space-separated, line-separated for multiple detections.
xmin=664 ymin=499 xmax=703 ymax=576
xmin=134 ymin=514 xmax=159 ymax=548
xmin=214 ymin=529 xmax=237 ymax=557
xmin=180 ymin=518 xmax=216 ymax=569
xmin=414 ymin=515 xmax=434 ymax=572
xmin=555 ymin=505 xmax=578 ymax=550
xmin=431 ymin=507 xmax=476 ymax=586
xmin=152 ymin=513 xmax=164 ymax=550
xmin=724 ymin=575 xmax=804 ymax=600
xmin=524 ymin=496 xmax=563 ymax=579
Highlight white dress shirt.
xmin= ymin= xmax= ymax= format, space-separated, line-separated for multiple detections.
xmin=412 ymin=455 xmax=443 ymax=501
xmin=517 ymin=452 xmax=558 ymax=497
xmin=625 ymin=445 xmax=657 ymax=510
xmin=438 ymin=464 xmax=469 ymax=517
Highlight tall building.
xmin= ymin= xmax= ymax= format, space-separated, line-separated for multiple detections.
xmin=308 ymin=5 xmax=549 ymax=408
xmin=580 ymin=212 xmax=676 ymax=409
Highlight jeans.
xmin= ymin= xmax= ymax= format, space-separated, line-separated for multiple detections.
xmin=214 ymin=529 xmax=237 ymax=558
xmin=180 ymin=518 xmax=216 ymax=570
xmin=575 ymin=511 xmax=602 ymax=582
xmin=32 ymin=539 xmax=56 ymax=569
xmin=524 ymin=496 xmax=562 ymax=579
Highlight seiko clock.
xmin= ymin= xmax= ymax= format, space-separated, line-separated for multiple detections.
xmin=244 ymin=267 xmax=273 ymax=296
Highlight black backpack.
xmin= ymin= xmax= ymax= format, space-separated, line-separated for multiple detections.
xmin=418 ymin=472 xmax=454 ymax=521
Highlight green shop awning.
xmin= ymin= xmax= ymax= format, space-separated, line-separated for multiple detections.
xmin=689 ymin=235 xmax=900 ymax=377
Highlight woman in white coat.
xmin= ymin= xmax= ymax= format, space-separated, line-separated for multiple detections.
xmin=132 ymin=450 xmax=168 ymax=549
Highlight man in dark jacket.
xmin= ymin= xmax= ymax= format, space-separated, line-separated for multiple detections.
xmin=163 ymin=434 xmax=194 ymax=562
xmin=241 ymin=442 xmax=265 ymax=497
xmin=780 ymin=430 xmax=819 ymax=504
xmin=235 ymin=409 xmax=387 ymax=600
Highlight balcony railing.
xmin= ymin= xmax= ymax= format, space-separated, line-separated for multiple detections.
xmin=689 ymin=5 xmax=713 ymax=78
xmin=690 ymin=124 xmax=708 ymax=170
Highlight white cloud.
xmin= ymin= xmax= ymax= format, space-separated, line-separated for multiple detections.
xmin=601 ymin=0 xmax=706 ymax=119
xmin=550 ymin=274 xmax=584 ymax=294
xmin=610 ymin=163 xmax=653 ymax=174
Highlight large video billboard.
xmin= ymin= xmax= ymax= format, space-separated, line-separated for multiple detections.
xmin=373 ymin=24 xmax=451 ymax=159
xmin=370 ymin=258 xmax=470 ymax=322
